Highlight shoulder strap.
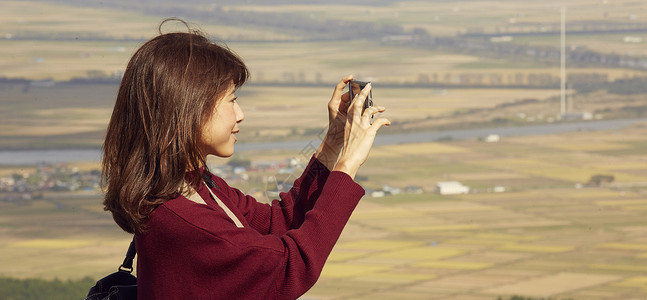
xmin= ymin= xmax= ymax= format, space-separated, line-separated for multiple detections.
xmin=118 ymin=236 xmax=136 ymax=273
xmin=204 ymin=183 xmax=245 ymax=228
xmin=185 ymin=179 xmax=245 ymax=229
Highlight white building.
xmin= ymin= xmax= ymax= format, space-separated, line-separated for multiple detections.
xmin=562 ymin=112 xmax=593 ymax=121
xmin=436 ymin=181 xmax=470 ymax=195
xmin=485 ymin=134 xmax=500 ymax=143
xmin=370 ymin=190 xmax=385 ymax=198
xmin=382 ymin=185 xmax=401 ymax=196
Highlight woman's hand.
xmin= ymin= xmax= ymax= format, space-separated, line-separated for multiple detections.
xmin=332 ymin=83 xmax=390 ymax=179
xmin=314 ymin=75 xmax=354 ymax=170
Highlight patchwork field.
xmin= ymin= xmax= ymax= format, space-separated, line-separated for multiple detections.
xmin=232 ymin=0 xmax=647 ymax=55
xmin=2 ymin=0 xmax=647 ymax=299
xmin=302 ymin=124 xmax=647 ymax=299
xmin=4 ymin=0 xmax=647 ymax=83
xmin=0 ymin=82 xmax=565 ymax=149
xmin=2 ymin=122 xmax=646 ymax=299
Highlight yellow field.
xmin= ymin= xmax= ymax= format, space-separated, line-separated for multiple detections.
xmin=0 ymin=1 xmax=159 ymax=38
xmin=371 ymin=143 xmax=470 ymax=157
xmin=416 ymin=260 xmax=493 ymax=270
xmin=3 ymin=106 xmax=109 ymax=136
xmin=497 ymin=244 xmax=574 ymax=253
xmin=2 ymin=1 xmax=647 ymax=299
xmin=0 ymin=39 xmax=133 ymax=81
xmin=598 ymin=243 xmax=647 ymax=251
xmin=336 ymin=240 xmax=424 ymax=251
xmin=0 ymin=1 xmax=288 ymax=41
xmin=305 ymin=122 xmax=646 ymax=298
xmin=589 ymin=264 xmax=647 ymax=272
xmin=10 ymin=239 xmax=95 ymax=249
xmin=238 ymin=87 xmax=564 ymax=134
xmin=473 ymin=157 xmax=647 ymax=183
xmin=614 ymin=276 xmax=647 ymax=291
xmin=4 ymin=0 xmax=646 ymax=87
xmin=0 ymin=236 xmax=132 ymax=279
xmin=483 ymin=273 xmax=621 ymax=298
xmin=233 ymin=0 xmax=647 ymax=39
xmin=320 ymin=264 xmax=392 ymax=279
xmin=372 ymin=247 xmax=467 ymax=261
xmin=354 ymin=272 xmax=437 ymax=283
xmin=229 ymin=0 xmax=647 ymax=61
xmin=428 ymin=68 xmax=647 ymax=82
xmin=3 ymin=148 xmax=647 ymax=298
xmin=548 ymin=142 xmax=633 ymax=152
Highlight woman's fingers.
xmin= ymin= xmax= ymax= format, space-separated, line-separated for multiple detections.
xmin=317 ymin=76 xmax=357 ymax=169
xmin=331 ymin=75 xmax=354 ymax=102
xmin=350 ymin=83 xmax=371 ymax=119
xmin=362 ymin=106 xmax=386 ymax=124
xmin=331 ymin=80 xmax=390 ymax=178
xmin=328 ymin=75 xmax=354 ymax=121
xmin=369 ymin=117 xmax=391 ymax=133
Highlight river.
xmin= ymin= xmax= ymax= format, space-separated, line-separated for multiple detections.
xmin=1 ymin=118 xmax=645 ymax=165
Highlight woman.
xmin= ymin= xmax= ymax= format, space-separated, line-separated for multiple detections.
xmin=102 ymin=21 xmax=389 ymax=300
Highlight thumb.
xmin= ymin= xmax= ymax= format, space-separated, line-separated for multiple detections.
xmin=331 ymin=75 xmax=354 ymax=101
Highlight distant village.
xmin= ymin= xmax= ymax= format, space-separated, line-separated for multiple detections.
xmin=0 ymin=156 xmax=445 ymax=203
xmin=1 ymin=136 xmax=529 ymax=203
xmin=0 ymin=163 xmax=101 ymax=202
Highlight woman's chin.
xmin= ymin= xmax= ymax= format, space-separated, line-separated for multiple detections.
xmin=215 ymin=149 xmax=235 ymax=158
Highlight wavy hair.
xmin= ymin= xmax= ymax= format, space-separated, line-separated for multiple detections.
xmin=102 ymin=20 xmax=249 ymax=233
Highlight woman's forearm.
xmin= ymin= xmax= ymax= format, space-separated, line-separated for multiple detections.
xmin=314 ymin=135 xmax=341 ymax=171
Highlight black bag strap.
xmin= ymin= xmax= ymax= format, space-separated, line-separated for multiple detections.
xmin=118 ymin=236 xmax=136 ymax=273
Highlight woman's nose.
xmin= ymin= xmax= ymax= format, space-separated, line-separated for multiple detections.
xmin=235 ymin=103 xmax=244 ymax=123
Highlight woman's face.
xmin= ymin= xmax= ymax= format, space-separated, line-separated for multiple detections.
xmin=198 ymin=85 xmax=244 ymax=158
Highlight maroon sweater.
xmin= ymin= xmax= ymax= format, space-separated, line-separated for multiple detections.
xmin=135 ymin=157 xmax=365 ymax=299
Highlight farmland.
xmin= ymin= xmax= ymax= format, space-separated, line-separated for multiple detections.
xmin=2 ymin=0 xmax=647 ymax=299
xmin=1 ymin=122 xmax=647 ymax=299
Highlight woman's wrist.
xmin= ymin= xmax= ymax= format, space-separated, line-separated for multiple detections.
xmin=314 ymin=136 xmax=341 ymax=170
xmin=332 ymin=159 xmax=358 ymax=179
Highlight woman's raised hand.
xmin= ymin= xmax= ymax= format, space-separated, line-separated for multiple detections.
xmin=314 ymin=75 xmax=354 ymax=170
xmin=332 ymin=82 xmax=390 ymax=179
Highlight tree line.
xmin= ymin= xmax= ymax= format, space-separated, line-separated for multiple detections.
xmin=5 ymin=73 xmax=647 ymax=95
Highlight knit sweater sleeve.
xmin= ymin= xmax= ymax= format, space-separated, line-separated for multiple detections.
xmin=136 ymin=171 xmax=365 ymax=299
xmin=217 ymin=155 xmax=333 ymax=235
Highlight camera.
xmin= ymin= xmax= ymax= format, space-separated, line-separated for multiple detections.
xmin=347 ymin=80 xmax=373 ymax=120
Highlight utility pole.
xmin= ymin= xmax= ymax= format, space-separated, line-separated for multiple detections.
xmin=560 ymin=7 xmax=567 ymax=116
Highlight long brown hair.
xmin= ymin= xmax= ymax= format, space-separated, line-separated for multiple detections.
xmin=102 ymin=20 xmax=249 ymax=233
